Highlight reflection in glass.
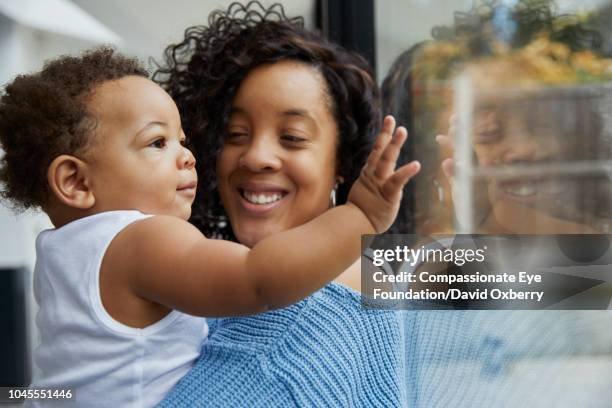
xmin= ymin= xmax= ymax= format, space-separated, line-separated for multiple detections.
xmin=454 ymin=67 xmax=612 ymax=233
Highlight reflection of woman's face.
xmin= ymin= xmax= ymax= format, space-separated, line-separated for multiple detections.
xmin=217 ymin=60 xmax=338 ymax=247
xmin=473 ymin=109 xmax=563 ymax=207
xmin=471 ymin=108 xmax=590 ymax=233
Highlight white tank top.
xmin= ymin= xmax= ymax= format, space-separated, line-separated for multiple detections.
xmin=30 ymin=211 xmax=208 ymax=407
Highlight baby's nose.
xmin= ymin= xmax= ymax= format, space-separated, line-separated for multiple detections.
xmin=179 ymin=146 xmax=196 ymax=169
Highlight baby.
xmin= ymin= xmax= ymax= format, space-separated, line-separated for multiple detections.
xmin=0 ymin=47 xmax=420 ymax=407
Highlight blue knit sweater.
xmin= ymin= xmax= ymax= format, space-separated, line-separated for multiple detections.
xmin=158 ymin=286 xmax=612 ymax=407
xmin=158 ymin=283 xmax=406 ymax=407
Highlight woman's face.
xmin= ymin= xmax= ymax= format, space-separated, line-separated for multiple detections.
xmin=217 ymin=60 xmax=339 ymax=247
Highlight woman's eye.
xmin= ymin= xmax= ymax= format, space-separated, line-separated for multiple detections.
xmin=474 ymin=130 xmax=501 ymax=144
xmin=281 ymin=135 xmax=306 ymax=143
xmin=149 ymin=138 xmax=167 ymax=149
xmin=225 ymin=132 xmax=248 ymax=143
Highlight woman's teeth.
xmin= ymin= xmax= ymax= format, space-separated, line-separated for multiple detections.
xmin=502 ymin=180 xmax=566 ymax=197
xmin=242 ymin=190 xmax=283 ymax=204
xmin=504 ymin=183 xmax=537 ymax=197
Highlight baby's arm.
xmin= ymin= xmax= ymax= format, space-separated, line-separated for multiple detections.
xmin=109 ymin=116 xmax=419 ymax=316
xmin=111 ymin=204 xmax=369 ymax=316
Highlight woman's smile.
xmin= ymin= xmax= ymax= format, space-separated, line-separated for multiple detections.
xmin=235 ymin=181 xmax=289 ymax=215
xmin=493 ymin=178 xmax=567 ymax=204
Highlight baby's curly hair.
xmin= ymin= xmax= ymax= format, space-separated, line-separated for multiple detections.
xmin=154 ymin=1 xmax=380 ymax=239
xmin=0 ymin=47 xmax=148 ymax=211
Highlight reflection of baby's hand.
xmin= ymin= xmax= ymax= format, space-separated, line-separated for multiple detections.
xmin=436 ymin=114 xmax=491 ymax=230
xmin=348 ymin=115 xmax=420 ymax=233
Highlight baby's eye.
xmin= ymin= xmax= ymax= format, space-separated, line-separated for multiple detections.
xmin=180 ymin=138 xmax=188 ymax=147
xmin=149 ymin=138 xmax=167 ymax=149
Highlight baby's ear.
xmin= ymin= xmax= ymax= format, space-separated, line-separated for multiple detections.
xmin=47 ymin=155 xmax=95 ymax=209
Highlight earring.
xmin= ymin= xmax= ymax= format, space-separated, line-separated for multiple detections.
xmin=330 ymin=182 xmax=339 ymax=207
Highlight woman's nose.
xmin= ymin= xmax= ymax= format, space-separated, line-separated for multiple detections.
xmin=238 ymin=138 xmax=281 ymax=172
xmin=500 ymin=137 xmax=541 ymax=163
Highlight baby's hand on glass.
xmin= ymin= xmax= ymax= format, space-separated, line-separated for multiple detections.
xmin=348 ymin=115 xmax=420 ymax=233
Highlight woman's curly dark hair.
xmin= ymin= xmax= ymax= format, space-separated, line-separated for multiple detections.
xmin=0 ymin=47 xmax=148 ymax=211
xmin=154 ymin=1 xmax=380 ymax=239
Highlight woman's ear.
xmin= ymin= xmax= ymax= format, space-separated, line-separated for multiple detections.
xmin=47 ymin=155 xmax=95 ymax=209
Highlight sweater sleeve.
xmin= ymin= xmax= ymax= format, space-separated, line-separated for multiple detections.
xmin=157 ymin=284 xmax=406 ymax=408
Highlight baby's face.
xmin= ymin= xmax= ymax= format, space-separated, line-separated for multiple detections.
xmin=84 ymin=76 xmax=197 ymax=219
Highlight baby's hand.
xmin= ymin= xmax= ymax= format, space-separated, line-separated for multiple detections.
xmin=348 ymin=115 xmax=420 ymax=233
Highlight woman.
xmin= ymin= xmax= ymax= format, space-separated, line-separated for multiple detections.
xmin=154 ymin=3 xmax=407 ymax=407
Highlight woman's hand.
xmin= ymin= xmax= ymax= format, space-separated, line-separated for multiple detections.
xmin=347 ymin=115 xmax=420 ymax=233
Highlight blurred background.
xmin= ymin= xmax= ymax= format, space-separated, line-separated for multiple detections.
xmin=2 ymin=0 xmax=612 ymax=406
